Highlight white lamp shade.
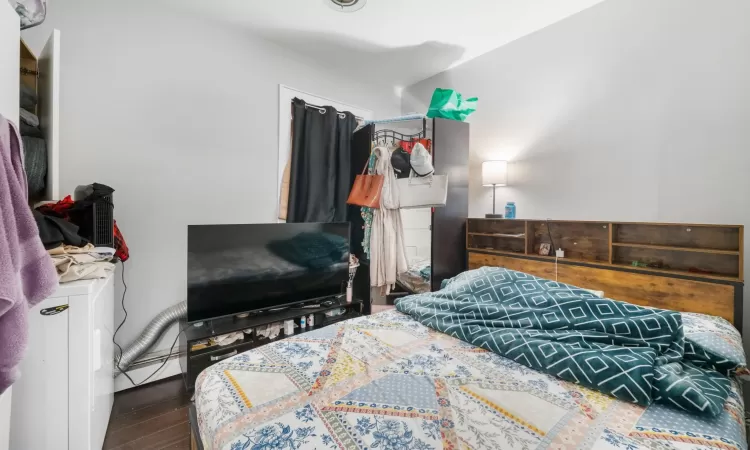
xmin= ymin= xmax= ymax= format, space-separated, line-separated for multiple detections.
xmin=482 ymin=160 xmax=508 ymax=186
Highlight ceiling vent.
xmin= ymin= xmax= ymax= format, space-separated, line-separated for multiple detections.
xmin=326 ymin=0 xmax=367 ymax=13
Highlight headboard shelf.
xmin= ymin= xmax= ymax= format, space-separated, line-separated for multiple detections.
xmin=610 ymin=242 xmax=740 ymax=256
xmin=467 ymin=218 xmax=744 ymax=328
xmin=467 ymin=218 xmax=743 ymax=282
xmin=467 ymin=247 xmax=525 ymax=258
xmin=468 ymin=232 xmax=525 ymax=239
xmin=613 ymin=223 xmax=741 ymax=251
xmin=469 ymin=249 xmax=741 ymax=283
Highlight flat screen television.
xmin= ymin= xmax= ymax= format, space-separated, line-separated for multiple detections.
xmin=187 ymin=222 xmax=350 ymax=323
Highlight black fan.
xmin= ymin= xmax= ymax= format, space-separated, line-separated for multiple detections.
xmin=70 ymin=183 xmax=114 ymax=247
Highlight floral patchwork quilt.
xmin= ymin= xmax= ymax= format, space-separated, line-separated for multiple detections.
xmin=195 ymin=309 xmax=745 ymax=450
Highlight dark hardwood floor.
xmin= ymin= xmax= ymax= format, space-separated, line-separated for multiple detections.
xmin=104 ymin=375 xmax=191 ymax=450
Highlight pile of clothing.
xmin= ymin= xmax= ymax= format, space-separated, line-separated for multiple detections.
xmin=19 ymin=84 xmax=46 ymax=199
xmin=47 ymin=243 xmax=114 ymax=283
xmin=34 ymin=192 xmax=129 ymax=283
xmin=190 ymin=329 xmax=252 ymax=352
xmin=256 ymin=323 xmax=282 ymax=340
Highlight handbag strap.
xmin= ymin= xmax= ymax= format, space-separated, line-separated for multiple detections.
xmin=409 ymin=162 xmax=433 ymax=177
xmin=360 ymin=148 xmax=373 ymax=175
xmin=408 ymin=169 xmax=434 ymax=185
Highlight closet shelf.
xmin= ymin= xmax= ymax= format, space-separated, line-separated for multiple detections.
xmin=611 ymin=242 xmax=739 ymax=255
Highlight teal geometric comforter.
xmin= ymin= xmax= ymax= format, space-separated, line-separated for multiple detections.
xmin=396 ymin=267 xmax=733 ymax=416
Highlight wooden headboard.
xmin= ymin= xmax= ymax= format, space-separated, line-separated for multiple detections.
xmin=466 ymin=219 xmax=744 ymax=330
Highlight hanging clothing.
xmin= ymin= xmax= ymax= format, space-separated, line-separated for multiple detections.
xmin=399 ymin=137 xmax=431 ymax=154
xmin=287 ymin=98 xmax=357 ymax=223
xmin=360 ymin=150 xmax=376 ymax=259
xmin=278 ymin=108 xmax=294 ymax=221
xmin=347 ymin=124 xmax=375 ymax=258
xmin=369 ymin=145 xmax=408 ymax=294
xmin=0 ymin=114 xmax=58 ymax=394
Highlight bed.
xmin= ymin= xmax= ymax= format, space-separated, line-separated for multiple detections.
xmin=194 ymin=308 xmax=746 ymax=450
xmin=193 ymin=268 xmax=748 ymax=450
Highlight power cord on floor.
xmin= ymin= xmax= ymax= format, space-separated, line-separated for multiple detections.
xmin=112 ymin=260 xmax=185 ymax=387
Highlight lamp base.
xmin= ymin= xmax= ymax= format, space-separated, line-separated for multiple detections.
xmin=485 ymin=214 xmax=504 ymax=218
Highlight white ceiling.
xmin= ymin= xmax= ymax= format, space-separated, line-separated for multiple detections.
xmin=166 ymin=0 xmax=604 ymax=88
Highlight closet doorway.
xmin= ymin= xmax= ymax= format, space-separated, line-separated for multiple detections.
xmin=276 ymin=85 xmax=373 ymax=220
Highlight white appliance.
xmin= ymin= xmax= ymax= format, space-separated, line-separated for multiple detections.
xmin=10 ymin=274 xmax=115 ymax=450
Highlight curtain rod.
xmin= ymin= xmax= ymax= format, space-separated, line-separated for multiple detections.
xmin=365 ymin=114 xmax=426 ymax=125
xmin=299 ymin=101 xmax=364 ymax=121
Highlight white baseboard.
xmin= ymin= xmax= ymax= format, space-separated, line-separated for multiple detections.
xmin=114 ymin=358 xmax=182 ymax=392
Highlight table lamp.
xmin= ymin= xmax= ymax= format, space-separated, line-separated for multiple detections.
xmin=482 ymin=160 xmax=507 ymax=218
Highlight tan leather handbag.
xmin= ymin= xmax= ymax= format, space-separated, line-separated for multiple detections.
xmin=346 ymin=157 xmax=383 ymax=208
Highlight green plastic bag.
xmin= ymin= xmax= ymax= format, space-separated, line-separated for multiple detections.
xmin=426 ymin=88 xmax=478 ymax=121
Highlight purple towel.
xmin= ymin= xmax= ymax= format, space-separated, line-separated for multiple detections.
xmin=0 ymin=114 xmax=58 ymax=394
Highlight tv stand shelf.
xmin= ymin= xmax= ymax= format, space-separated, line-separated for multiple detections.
xmin=179 ymin=296 xmax=363 ymax=391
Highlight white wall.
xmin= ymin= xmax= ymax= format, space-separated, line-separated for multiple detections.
xmin=22 ymin=0 xmax=400 ymax=373
xmin=0 ymin=1 xmax=19 ymax=123
xmin=403 ymin=0 xmax=750 ymax=341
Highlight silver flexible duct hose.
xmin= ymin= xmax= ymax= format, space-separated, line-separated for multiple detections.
xmin=114 ymin=301 xmax=187 ymax=377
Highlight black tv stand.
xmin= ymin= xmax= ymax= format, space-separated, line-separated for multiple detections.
xmin=179 ymin=296 xmax=364 ymax=391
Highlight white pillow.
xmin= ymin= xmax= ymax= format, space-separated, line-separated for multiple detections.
xmin=582 ymin=289 xmax=605 ymax=298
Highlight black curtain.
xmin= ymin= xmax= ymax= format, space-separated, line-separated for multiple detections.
xmin=288 ymin=98 xmax=356 ymax=223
